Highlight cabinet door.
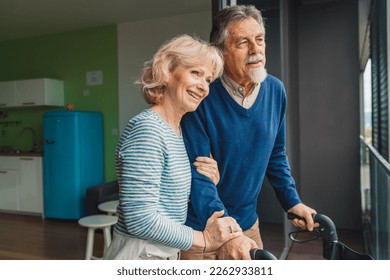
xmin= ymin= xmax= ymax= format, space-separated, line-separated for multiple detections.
xmin=0 ymin=169 xmax=19 ymax=211
xmin=18 ymin=157 xmax=43 ymax=213
xmin=14 ymin=79 xmax=44 ymax=106
xmin=0 ymin=81 xmax=16 ymax=107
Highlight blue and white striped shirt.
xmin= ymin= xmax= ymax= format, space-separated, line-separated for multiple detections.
xmin=114 ymin=109 xmax=193 ymax=250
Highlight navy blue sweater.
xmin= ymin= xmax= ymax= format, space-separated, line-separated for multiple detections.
xmin=181 ymin=75 xmax=301 ymax=231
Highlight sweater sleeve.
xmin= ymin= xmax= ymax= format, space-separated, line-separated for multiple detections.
xmin=117 ymin=121 xmax=193 ymax=250
xmin=266 ymin=89 xmax=301 ymax=211
xmin=182 ymin=108 xmax=228 ymax=229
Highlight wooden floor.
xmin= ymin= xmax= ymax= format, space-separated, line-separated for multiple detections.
xmin=0 ymin=212 xmax=101 ymax=260
xmin=0 ymin=212 xmax=366 ymax=260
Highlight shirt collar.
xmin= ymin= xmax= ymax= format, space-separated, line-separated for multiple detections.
xmin=220 ymin=72 xmax=259 ymax=98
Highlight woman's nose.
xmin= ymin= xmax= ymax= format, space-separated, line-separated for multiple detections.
xmin=197 ymin=80 xmax=208 ymax=92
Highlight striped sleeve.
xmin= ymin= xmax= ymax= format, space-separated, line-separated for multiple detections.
xmin=116 ymin=117 xmax=193 ymax=250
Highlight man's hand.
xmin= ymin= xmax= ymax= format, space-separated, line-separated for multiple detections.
xmin=288 ymin=203 xmax=317 ymax=231
xmin=216 ymin=235 xmax=257 ymax=260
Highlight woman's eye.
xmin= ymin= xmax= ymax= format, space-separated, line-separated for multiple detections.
xmin=191 ymin=70 xmax=200 ymax=76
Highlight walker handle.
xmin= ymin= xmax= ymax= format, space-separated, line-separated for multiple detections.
xmin=287 ymin=213 xmax=373 ymax=260
xmin=287 ymin=212 xmax=338 ymax=242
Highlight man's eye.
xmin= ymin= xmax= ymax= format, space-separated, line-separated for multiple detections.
xmin=236 ymin=40 xmax=248 ymax=48
xmin=257 ymin=37 xmax=264 ymax=44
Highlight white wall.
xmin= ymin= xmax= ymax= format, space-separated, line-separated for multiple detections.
xmin=117 ymin=11 xmax=212 ymax=133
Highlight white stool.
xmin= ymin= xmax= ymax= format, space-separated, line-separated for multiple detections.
xmin=78 ymin=215 xmax=118 ymax=260
xmin=98 ymin=200 xmax=119 ymax=215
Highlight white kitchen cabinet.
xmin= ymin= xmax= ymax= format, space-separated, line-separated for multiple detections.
xmin=0 ymin=156 xmax=43 ymax=214
xmin=0 ymin=170 xmax=19 ymax=211
xmin=0 ymin=81 xmax=16 ymax=107
xmin=0 ymin=157 xmax=19 ymax=211
xmin=0 ymin=78 xmax=64 ymax=108
xmin=18 ymin=157 xmax=43 ymax=213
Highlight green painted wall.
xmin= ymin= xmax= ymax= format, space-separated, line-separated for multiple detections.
xmin=0 ymin=25 xmax=118 ymax=181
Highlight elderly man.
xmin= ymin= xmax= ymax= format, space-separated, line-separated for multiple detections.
xmin=180 ymin=5 xmax=317 ymax=260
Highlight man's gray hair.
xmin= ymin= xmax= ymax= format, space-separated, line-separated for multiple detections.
xmin=210 ymin=5 xmax=265 ymax=51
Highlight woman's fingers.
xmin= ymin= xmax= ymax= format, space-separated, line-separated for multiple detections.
xmin=194 ymin=156 xmax=220 ymax=185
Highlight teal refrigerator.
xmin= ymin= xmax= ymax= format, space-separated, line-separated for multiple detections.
xmin=43 ymin=111 xmax=104 ymax=219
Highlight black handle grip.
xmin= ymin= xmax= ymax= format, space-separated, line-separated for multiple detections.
xmin=287 ymin=212 xmax=317 ymax=222
xmin=287 ymin=212 xmax=307 ymax=221
xmin=249 ymin=248 xmax=278 ymax=260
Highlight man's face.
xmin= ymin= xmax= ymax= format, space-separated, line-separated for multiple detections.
xmin=223 ymin=17 xmax=266 ymax=86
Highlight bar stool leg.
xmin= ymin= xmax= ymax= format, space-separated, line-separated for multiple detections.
xmin=102 ymin=226 xmax=112 ymax=254
xmin=85 ymin=227 xmax=95 ymax=260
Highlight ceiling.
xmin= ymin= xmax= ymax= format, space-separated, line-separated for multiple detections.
xmin=0 ymin=0 xmax=211 ymax=42
xmin=0 ymin=0 xmax=357 ymax=43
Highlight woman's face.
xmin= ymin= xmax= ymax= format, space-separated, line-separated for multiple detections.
xmin=165 ymin=63 xmax=214 ymax=114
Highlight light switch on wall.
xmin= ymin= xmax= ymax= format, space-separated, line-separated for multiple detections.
xmin=86 ymin=70 xmax=103 ymax=86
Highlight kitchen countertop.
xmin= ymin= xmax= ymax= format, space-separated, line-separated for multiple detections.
xmin=0 ymin=151 xmax=43 ymax=157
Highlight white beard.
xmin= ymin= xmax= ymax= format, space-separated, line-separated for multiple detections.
xmin=249 ymin=66 xmax=267 ymax=83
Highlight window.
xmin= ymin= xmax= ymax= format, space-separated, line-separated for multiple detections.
xmin=363 ymin=59 xmax=372 ymax=144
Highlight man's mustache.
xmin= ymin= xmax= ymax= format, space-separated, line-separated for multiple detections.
xmin=246 ymin=54 xmax=264 ymax=64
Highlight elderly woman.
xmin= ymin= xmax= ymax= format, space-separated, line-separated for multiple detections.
xmin=103 ymin=35 xmax=242 ymax=260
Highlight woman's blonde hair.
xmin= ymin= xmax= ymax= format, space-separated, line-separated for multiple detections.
xmin=136 ymin=34 xmax=224 ymax=105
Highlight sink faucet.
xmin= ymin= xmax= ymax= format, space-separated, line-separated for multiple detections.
xmin=20 ymin=127 xmax=38 ymax=152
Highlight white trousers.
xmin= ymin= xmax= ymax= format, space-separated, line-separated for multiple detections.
xmin=103 ymin=231 xmax=180 ymax=260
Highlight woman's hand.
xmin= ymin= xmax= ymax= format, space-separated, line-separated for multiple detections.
xmin=203 ymin=210 xmax=242 ymax=251
xmin=193 ymin=156 xmax=220 ymax=185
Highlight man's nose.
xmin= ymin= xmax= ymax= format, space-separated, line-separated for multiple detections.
xmin=249 ymin=41 xmax=261 ymax=55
